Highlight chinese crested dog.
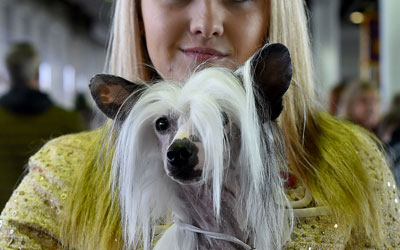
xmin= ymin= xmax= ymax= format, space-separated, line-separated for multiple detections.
xmin=90 ymin=44 xmax=293 ymax=250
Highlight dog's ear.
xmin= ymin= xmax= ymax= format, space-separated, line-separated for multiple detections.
xmin=89 ymin=74 xmax=145 ymax=119
xmin=251 ymin=43 xmax=292 ymax=120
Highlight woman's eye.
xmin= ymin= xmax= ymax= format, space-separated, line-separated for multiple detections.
xmin=227 ymin=0 xmax=252 ymax=3
xmin=155 ymin=117 xmax=170 ymax=132
xmin=162 ymin=0 xmax=191 ymax=6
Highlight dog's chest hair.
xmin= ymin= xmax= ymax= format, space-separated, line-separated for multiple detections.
xmin=179 ymin=179 xmax=245 ymax=250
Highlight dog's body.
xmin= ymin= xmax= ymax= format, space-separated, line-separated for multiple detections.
xmin=90 ymin=44 xmax=293 ymax=250
xmin=154 ymin=185 xmax=243 ymax=250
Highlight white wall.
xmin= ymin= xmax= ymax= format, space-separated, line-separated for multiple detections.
xmin=0 ymin=0 xmax=106 ymax=109
xmin=311 ymin=0 xmax=341 ymax=105
xmin=0 ymin=0 xmax=10 ymax=94
xmin=341 ymin=24 xmax=361 ymax=81
xmin=380 ymin=0 xmax=400 ymax=111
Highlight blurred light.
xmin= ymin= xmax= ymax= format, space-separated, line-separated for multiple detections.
xmin=39 ymin=62 xmax=52 ymax=91
xmin=350 ymin=12 xmax=365 ymax=24
xmin=63 ymin=65 xmax=76 ymax=93
xmin=76 ymin=74 xmax=89 ymax=92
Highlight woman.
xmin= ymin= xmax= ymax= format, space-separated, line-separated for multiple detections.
xmin=1 ymin=0 xmax=399 ymax=249
xmin=337 ymin=81 xmax=381 ymax=132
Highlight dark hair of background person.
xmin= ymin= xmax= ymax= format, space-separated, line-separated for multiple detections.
xmin=329 ymin=80 xmax=348 ymax=116
xmin=377 ymin=93 xmax=400 ymax=185
xmin=0 ymin=42 xmax=87 ymax=210
xmin=74 ymin=92 xmax=94 ymax=129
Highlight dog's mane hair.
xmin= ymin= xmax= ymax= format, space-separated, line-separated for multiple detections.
xmin=110 ymin=66 xmax=292 ymax=250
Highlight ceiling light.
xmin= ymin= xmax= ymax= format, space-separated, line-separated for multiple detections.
xmin=350 ymin=12 xmax=365 ymax=24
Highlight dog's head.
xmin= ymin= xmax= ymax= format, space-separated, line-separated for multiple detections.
xmin=152 ymin=114 xmax=205 ymax=184
xmin=90 ymin=43 xmax=292 ymax=185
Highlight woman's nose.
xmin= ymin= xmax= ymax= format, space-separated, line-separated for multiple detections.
xmin=189 ymin=0 xmax=224 ymax=39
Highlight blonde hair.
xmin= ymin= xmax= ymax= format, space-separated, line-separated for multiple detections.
xmin=60 ymin=125 xmax=124 ymax=249
xmin=61 ymin=0 xmax=384 ymax=248
xmin=106 ymin=0 xmax=148 ymax=82
xmin=268 ymin=1 xmax=382 ymax=243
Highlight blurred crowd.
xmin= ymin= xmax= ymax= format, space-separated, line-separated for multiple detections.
xmin=0 ymin=42 xmax=93 ymax=210
xmin=330 ymin=79 xmax=400 ymax=184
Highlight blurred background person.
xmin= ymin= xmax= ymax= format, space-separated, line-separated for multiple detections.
xmin=377 ymin=94 xmax=400 ymax=185
xmin=74 ymin=92 xmax=93 ymax=129
xmin=328 ymin=80 xmax=348 ymax=116
xmin=0 ymin=42 xmax=86 ymax=210
xmin=337 ymin=80 xmax=381 ymax=132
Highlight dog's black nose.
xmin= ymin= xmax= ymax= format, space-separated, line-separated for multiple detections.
xmin=167 ymin=147 xmax=192 ymax=164
xmin=167 ymin=138 xmax=198 ymax=169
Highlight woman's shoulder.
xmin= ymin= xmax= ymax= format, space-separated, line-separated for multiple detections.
xmin=34 ymin=129 xmax=99 ymax=152
xmin=0 ymin=130 xmax=101 ymax=249
xmin=344 ymin=124 xmax=400 ymax=249
xmin=343 ymin=122 xmax=390 ymax=176
xmin=29 ymin=130 xmax=100 ymax=172
xmin=284 ymin=114 xmax=400 ymax=249
xmin=0 ymin=130 xmax=103 ymax=249
xmin=318 ymin=113 xmax=387 ymax=170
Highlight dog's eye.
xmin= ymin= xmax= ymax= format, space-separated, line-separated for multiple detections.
xmin=155 ymin=117 xmax=170 ymax=131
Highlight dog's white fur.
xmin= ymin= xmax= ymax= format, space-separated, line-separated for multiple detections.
xmin=110 ymin=64 xmax=292 ymax=250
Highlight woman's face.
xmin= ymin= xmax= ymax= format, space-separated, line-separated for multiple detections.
xmin=141 ymin=0 xmax=269 ymax=82
xmin=349 ymin=90 xmax=380 ymax=130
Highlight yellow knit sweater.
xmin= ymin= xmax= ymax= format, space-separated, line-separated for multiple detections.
xmin=0 ymin=128 xmax=399 ymax=249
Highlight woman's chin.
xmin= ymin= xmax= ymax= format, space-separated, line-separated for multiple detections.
xmin=159 ymin=57 xmax=237 ymax=82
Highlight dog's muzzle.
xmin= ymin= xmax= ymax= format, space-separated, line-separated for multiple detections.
xmin=166 ymin=138 xmax=201 ymax=182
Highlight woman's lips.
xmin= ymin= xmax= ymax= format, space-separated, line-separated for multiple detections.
xmin=182 ymin=47 xmax=226 ymax=63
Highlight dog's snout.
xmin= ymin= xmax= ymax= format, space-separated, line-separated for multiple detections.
xmin=167 ymin=146 xmax=192 ymax=165
xmin=167 ymin=139 xmax=197 ymax=166
xmin=165 ymin=138 xmax=202 ymax=183
xmin=166 ymin=138 xmax=199 ymax=172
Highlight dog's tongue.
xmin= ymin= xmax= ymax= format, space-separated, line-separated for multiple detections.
xmin=281 ymin=171 xmax=297 ymax=188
